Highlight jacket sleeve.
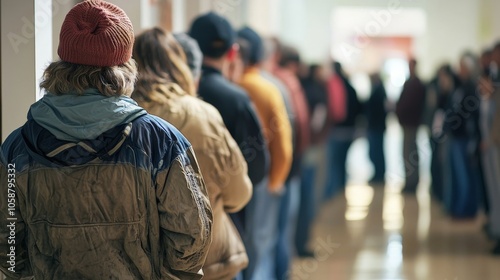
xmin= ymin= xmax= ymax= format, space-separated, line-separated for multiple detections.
xmin=267 ymin=87 xmax=294 ymax=191
xmin=0 ymin=143 xmax=33 ymax=280
xmin=235 ymin=102 xmax=269 ymax=186
xmin=218 ymin=128 xmax=253 ymax=213
xmin=155 ymin=146 xmax=213 ymax=279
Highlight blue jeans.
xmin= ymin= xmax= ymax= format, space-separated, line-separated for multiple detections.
xmin=295 ymin=147 xmax=321 ymax=256
xmin=367 ymin=130 xmax=385 ymax=182
xmin=324 ymin=136 xmax=353 ymax=200
xmin=243 ymin=179 xmax=281 ymax=280
xmin=445 ymin=138 xmax=480 ymax=218
xmin=275 ymin=177 xmax=300 ymax=280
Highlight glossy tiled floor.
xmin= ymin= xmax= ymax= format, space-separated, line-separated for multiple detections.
xmin=291 ymin=185 xmax=500 ymax=280
xmin=291 ymin=117 xmax=500 ymax=280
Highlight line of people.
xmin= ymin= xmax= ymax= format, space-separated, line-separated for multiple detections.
xmin=391 ymin=44 xmax=500 ymax=255
xmin=0 ymin=2 xmax=335 ymax=280
xmin=424 ymin=44 xmax=500 ymax=255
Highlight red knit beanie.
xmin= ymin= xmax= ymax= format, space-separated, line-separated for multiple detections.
xmin=58 ymin=0 xmax=134 ymax=67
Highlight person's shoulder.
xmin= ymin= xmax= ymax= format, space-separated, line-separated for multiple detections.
xmin=129 ymin=114 xmax=191 ymax=157
xmin=177 ymin=94 xmax=224 ymax=124
xmin=1 ymin=127 xmax=32 ymax=173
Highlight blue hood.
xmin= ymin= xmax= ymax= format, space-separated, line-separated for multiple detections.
xmin=29 ymin=89 xmax=147 ymax=142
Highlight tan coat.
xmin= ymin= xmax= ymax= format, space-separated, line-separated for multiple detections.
xmin=138 ymin=84 xmax=252 ymax=280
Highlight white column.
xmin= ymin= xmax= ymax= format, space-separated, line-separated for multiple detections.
xmin=35 ymin=0 xmax=53 ymax=100
xmin=172 ymin=0 xmax=186 ymax=32
xmin=1 ymin=0 xmax=53 ymax=142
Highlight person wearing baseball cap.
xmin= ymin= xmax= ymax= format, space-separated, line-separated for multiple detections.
xmin=0 ymin=1 xmax=212 ymax=279
xmin=230 ymin=27 xmax=293 ymax=280
xmin=188 ymin=13 xmax=270 ymax=269
xmin=188 ymin=13 xmax=268 ymax=189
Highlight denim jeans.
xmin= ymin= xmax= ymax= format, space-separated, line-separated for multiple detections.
xmin=324 ymin=136 xmax=353 ymax=200
xmin=243 ymin=179 xmax=282 ymax=280
xmin=275 ymin=177 xmax=300 ymax=280
xmin=367 ymin=129 xmax=385 ymax=182
xmin=445 ymin=138 xmax=480 ymax=218
xmin=295 ymin=147 xmax=321 ymax=257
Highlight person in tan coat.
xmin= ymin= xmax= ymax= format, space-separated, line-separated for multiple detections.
xmin=132 ymin=27 xmax=253 ymax=280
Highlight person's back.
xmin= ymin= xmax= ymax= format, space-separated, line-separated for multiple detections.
xmin=0 ymin=2 xmax=212 ymax=279
xmin=132 ymin=28 xmax=253 ymax=280
xmin=366 ymin=76 xmax=388 ymax=131
xmin=136 ymin=85 xmax=251 ymax=279
xmin=189 ymin=13 xmax=268 ymax=187
xmin=336 ymin=75 xmax=363 ymax=128
xmin=396 ymin=76 xmax=426 ymax=127
xmin=396 ymin=59 xmax=426 ymax=193
xmin=238 ymin=48 xmax=292 ymax=191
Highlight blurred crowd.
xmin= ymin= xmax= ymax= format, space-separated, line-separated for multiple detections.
xmin=2 ymin=1 xmax=500 ymax=280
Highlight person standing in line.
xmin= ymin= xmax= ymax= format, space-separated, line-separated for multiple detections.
xmin=188 ymin=13 xmax=269 ymax=238
xmin=188 ymin=12 xmax=268 ymax=188
xmin=271 ymin=42 xmax=312 ymax=263
xmin=296 ymin=64 xmax=331 ymax=259
xmin=259 ymin=38 xmax=302 ymax=278
xmin=0 ymin=1 xmax=212 ymax=279
xmin=480 ymin=42 xmax=500 ymax=254
xmin=444 ymin=52 xmax=482 ymax=219
xmin=132 ymin=28 xmax=253 ymax=280
xmin=366 ymin=72 xmax=388 ymax=185
xmin=322 ymin=61 xmax=347 ymax=200
xmin=428 ymin=64 xmax=458 ymax=202
xmin=396 ymin=59 xmax=426 ymax=194
xmin=324 ymin=62 xmax=363 ymax=197
xmin=235 ymin=27 xmax=293 ymax=280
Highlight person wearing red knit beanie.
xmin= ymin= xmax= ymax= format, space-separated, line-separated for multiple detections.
xmin=0 ymin=1 xmax=213 ymax=279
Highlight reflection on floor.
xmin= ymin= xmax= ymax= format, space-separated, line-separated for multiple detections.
xmin=291 ymin=185 xmax=500 ymax=280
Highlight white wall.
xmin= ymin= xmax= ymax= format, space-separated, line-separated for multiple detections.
xmin=264 ymin=0 xmax=487 ymax=80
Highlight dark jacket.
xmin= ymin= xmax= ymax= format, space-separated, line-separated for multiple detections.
xmin=301 ymin=77 xmax=330 ymax=144
xmin=336 ymin=76 xmax=363 ymax=128
xmin=366 ymin=81 xmax=388 ymax=131
xmin=0 ymin=92 xmax=213 ymax=280
xmin=198 ymin=66 xmax=269 ymax=186
xmin=445 ymin=79 xmax=481 ymax=139
xmin=396 ymin=76 xmax=426 ymax=127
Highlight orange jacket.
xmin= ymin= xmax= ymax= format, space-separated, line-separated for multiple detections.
xmin=240 ymin=67 xmax=293 ymax=191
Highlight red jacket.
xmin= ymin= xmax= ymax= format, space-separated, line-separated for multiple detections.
xmin=273 ymin=68 xmax=310 ymax=155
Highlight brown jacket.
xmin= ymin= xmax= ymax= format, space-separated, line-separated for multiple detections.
xmin=136 ymin=84 xmax=252 ymax=280
xmin=0 ymin=92 xmax=213 ymax=279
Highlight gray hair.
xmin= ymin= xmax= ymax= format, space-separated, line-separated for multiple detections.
xmin=173 ymin=33 xmax=203 ymax=81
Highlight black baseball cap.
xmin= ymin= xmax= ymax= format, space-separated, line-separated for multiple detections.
xmin=238 ymin=26 xmax=264 ymax=65
xmin=188 ymin=12 xmax=236 ymax=59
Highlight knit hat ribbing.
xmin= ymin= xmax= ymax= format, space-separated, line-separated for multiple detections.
xmin=57 ymin=0 xmax=134 ymax=67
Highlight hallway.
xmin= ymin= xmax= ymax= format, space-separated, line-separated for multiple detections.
xmin=291 ymin=185 xmax=500 ymax=280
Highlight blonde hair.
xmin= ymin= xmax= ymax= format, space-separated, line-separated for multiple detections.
xmin=132 ymin=27 xmax=197 ymax=103
xmin=40 ymin=59 xmax=138 ymax=97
